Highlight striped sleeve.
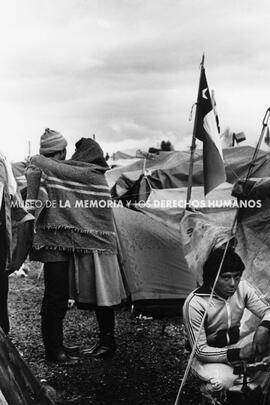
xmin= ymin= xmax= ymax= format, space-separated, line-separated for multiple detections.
xmin=243 ymin=280 xmax=270 ymax=322
xmin=183 ymin=294 xmax=228 ymax=363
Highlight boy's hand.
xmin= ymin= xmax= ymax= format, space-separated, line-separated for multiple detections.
xmin=253 ymin=326 xmax=270 ymax=359
xmin=239 ymin=342 xmax=254 ymax=361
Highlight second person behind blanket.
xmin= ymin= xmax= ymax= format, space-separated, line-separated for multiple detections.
xmin=70 ymin=137 xmax=127 ymax=358
xmin=27 ymin=130 xmax=126 ymax=365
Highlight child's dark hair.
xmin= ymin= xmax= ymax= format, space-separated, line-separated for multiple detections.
xmin=203 ymin=246 xmax=245 ymax=286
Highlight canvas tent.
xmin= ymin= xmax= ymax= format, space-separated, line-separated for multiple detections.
xmin=136 ymin=183 xmax=236 ymax=230
xmin=107 ymin=151 xmax=140 ymax=169
xmin=113 ymin=207 xmax=196 ymax=302
xmin=233 ymin=177 xmax=270 ymax=299
xmin=0 ymin=327 xmax=54 ymax=405
xmin=112 ymin=183 xmax=236 ymax=307
xmin=108 ymin=146 xmax=270 ymax=308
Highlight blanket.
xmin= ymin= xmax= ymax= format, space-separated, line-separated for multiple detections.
xmin=0 ymin=158 xmax=34 ymax=272
xmin=179 ymin=210 xmax=234 ymax=284
xmin=27 ymin=155 xmax=117 ymax=254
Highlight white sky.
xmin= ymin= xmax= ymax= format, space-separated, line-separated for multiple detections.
xmin=1 ymin=0 xmax=270 ymax=161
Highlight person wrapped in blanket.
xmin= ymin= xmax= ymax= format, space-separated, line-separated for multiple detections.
xmin=183 ymin=246 xmax=270 ymax=402
xmin=26 ymin=128 xmax=79 ymax=365
xmin=0 ymin=152 xmax=34 ymax=334
xmin=69 ymin=138 xmax=126 ymax=358
xmin=27 ymin=131 xmax=126 ymax=365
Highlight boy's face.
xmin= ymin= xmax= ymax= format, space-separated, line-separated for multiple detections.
xmin=214 ymin=271 xmax=242 ymax=299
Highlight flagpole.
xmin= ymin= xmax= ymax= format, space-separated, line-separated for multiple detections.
xmin=186 ymin=54 xmax=205 ymax=208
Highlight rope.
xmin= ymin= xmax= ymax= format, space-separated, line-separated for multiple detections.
xmin=144 ymin=175 xmax=153 ymax=191
xmin=174 ymin=239 xmax=231 ymax=405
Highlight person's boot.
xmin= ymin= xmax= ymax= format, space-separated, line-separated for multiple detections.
xmin=82 ymin=307 xmax=116 ymax=358
xmin=43 ymin=317 xmax=79 ymax=365
xmin=56 ymin=316 xmax=80 ymax=355
xmin=47 ymin=319 xmax=80 ymax=364
xmin=41 ymin=315 xmax=55 ymax=357
xmin=63 ymin=343 xmax=80 ymax=355
xmin=90 ymin=333 xmax=116 ymax=359
xmin=45 ymin=349 xmax=79 ymax=365
xmin=81 ymin=341 xmax=100 ymax=355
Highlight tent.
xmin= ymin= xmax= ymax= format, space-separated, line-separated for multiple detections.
xmin=233 ymin=178 xmax=270 ymax=300
xmin=112 ymin=184 xmax=236 ymax=308
xmin=108 ymin=146 xmax=270 ymax=309
xmin=114 ymin=207 xmax=196 ymax=303
xmin=107 ymin=151 xmax=140 ymax=169
xmin=0 ymin=327 xmax=54 ymax=405
xmin=107 ymin=146 xmax=270 ymax=202
xmin=136 ymin=183 xmax=236 ymax=230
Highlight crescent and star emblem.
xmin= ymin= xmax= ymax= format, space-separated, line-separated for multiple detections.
xmin=202 ymin=88 xmax=208 ymax=99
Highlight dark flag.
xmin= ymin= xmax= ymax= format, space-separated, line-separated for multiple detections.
xmin=195 ymin=67 xmax=226 ymax=194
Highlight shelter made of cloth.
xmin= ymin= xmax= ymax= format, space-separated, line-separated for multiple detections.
xmin=113 ymin=206 xmax=195 ymax=301
xmin=108 ymin=146 xmax=270 ymax=201
xmin=232 ymin=177 xmax=270 ymax=299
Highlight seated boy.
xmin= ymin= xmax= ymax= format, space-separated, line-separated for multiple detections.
xmin=183 ymin=246 xmax=270 ymax=400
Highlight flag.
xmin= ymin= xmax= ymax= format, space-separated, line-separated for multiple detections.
xmin=195 ymin=66 xmax=226 ymax=194
xmin=233 ymin=132 xmax=246 ymax=145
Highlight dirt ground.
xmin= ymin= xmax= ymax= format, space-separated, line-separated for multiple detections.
xmin=8 ymin=270 xmax=203 ymax=405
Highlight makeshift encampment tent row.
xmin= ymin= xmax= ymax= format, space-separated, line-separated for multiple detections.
xmin=104 ymin=146 xmax=266 ymax=306
xmin=107 ymin=146 xmax=270 ymax=202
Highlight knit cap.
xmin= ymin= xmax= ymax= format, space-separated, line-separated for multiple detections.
xmin=39 ymin=128 xmax=67 ymax=156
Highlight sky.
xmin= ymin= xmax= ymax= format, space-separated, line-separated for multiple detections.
xmin=1 ymin=0 xmax=270 ymax=161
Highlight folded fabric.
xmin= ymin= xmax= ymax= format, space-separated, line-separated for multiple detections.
xmin=0 ymin=158 xmax=34 ymax=272
xmin=27 ymin=155 xmax=117 ymax=254
xmin=179 ymin=210 xmax=233 ymax=284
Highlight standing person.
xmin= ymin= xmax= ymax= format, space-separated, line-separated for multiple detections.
xmin=27 ymin=128 xmax=79 ymax=365
xmin=0 ymin=152 xmax=34 ymax=333
xmin=183 ymin=246 xmax=270 ymax=402
xmin=70 ymin=137 xmax=126 ymax=358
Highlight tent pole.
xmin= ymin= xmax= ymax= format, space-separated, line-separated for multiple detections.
xmin=232 ymin=107 xmax=270 ymax=233
xmin=186 ymin=134 xmax=196 ymax=208
xmin=186 ymin=54 xmax=204 ymax=208
xmin=244 ymin=107 xmax=270 ymax=186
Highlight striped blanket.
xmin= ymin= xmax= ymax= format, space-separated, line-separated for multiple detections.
xmin=27 ymin=155 xmax=117 ymax=254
